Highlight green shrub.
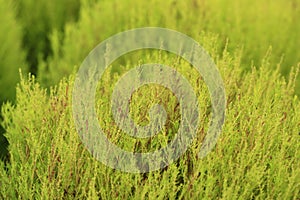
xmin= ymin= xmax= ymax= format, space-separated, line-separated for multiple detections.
xmin=13 ymin=0 xmax=81 ymax=73
xmin=40 ymin=0 xmax=300 ymax=93
xmin=1 ymin=36 xmax=299 ymax=198
xmin=0 ymin=0 xmax=27 ymax=160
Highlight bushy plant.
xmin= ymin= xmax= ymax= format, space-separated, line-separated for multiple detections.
xmin=1 ymin=36 xmax=299 ymax=198
xmin=1 ymin=0 xmax=299 ymax=198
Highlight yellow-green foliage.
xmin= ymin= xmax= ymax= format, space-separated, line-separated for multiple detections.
xmin=0 ymin=0 xmax=299 ymax=199
xmin=0 ymin=37 xmax=299 ymax=198
xmin=40 ymin=0 xmax=300 ymax=92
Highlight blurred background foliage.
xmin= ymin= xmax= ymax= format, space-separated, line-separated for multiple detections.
xmin=39 ymin=0 xmax=300 ymax=88
xmin=13 ymin=0 xmax=81 ymax=74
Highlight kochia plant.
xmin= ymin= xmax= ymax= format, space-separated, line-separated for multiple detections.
xmin=0 ymin=39 xmax=299 ymax=198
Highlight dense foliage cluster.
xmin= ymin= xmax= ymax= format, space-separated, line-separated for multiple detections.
xmin=0 ymin=0 xmax=299 ymax=199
